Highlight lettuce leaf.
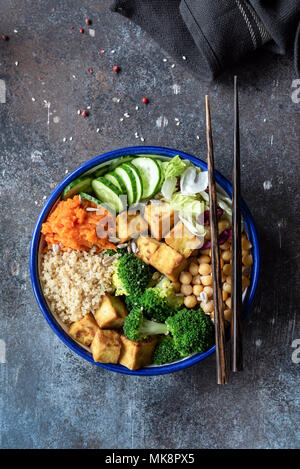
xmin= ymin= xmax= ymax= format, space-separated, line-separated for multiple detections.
xmin=162 ymin=155 xmax=187 ymax=179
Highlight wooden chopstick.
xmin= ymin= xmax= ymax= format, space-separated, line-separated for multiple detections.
xmin=205 ymin=96 xmax=228 ymax=385
xmin=231 ymin=76 xmax=243 ymax=371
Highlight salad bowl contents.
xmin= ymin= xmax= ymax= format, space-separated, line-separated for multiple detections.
xmin=30 ymin=147 xmax=259 ymax=375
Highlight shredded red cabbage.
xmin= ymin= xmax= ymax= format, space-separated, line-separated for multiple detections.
xmin=199 ymin=207 xmax=224 ymax=225
xmin=200 ymin=228 xmax=232 ymax=250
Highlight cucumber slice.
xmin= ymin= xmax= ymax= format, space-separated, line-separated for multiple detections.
xmin=131 ymin=157 xmax=162 ymax=198
xmin=107 ymin=155 xmax=135 ymax=172
xmin=104 ymin=171 xmax=127 ymax=194
xmin=62 ymin=177 xmax=92 ymax=200
xmin=79 ymin=192 xmax=112 ymax=212
xmin=114 ymin=164 xmax=137 ymax=205
xmin=121 ymin=162 xmax=143 ymax=203
xmin=92 ymin=178 xmax=125 ymax=213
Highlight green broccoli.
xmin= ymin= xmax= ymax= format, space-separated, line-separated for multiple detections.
xmin=166 ymin=308 xmax=214 ymax=357
xmin=105 ymin=248 xmax=127 ymax=256
xmin=123 ymin=306 xmax=168 ymax=342
xmin=153 ymin=336 xmax=181 ymax=365
xmin=127 ymin=276 xmax=183 ymax=322
xmin=112 ymin=253 xmax=153 ymax=296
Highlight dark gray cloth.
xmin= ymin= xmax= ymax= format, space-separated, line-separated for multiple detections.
xmin=110 ymin=0 xmax=300 ymax=80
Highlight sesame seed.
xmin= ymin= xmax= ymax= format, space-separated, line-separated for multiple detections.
xmin=77 ymin=110 xmax=81 ymax=115
xmin=69 ymin=137 xmax=73 ymax=141
xmin=182 ymin=55 xmax=187 ymax=60
xmin=96 ymin=128 xmax=100 ymax=133
xmin=124 ymin=112 xmax=130 ymax=118
xmin=135 ymin=106 xmax=139 ymax=110
xmin=163 ymin=58 xmax=167 ymax=62
xmin=15 ymin=61 xmax=19 ymax=66
xmin=140 ymin=137 xmax=145 ymax=142
xmin=31 ymin=97 xmax=36 ymax=102
xmin=196 ymin=135 xmax=200 ymax=140
xmin=87 ymin=105 xmax=91 ymax=110
xmin=63 ymin=137 xmax=67 ymax=142
xmin=175 ymin=117 xmax=179 ymax=121
xmin=65 ymin=170 xmax=69 ymax=174
xmin=171 ymin=64 xmax=175 ymax=68
xmin=120 ymin=117 xmax=124 ymax=122
xmin=111 ymin=49 xmax=115 ymax=54
xmin=176 ymin=121 xmax=180 ymax=126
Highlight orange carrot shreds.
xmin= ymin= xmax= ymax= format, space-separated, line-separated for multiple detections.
xmin=41 ymin=195 xmax=117 ymax=252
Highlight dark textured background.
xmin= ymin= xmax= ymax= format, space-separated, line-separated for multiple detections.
xmin=0 ymin=0 xmax=299 ymax=449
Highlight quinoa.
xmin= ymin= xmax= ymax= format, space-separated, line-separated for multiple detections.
xmin=40 ymin=247 xmax=117 ymax=324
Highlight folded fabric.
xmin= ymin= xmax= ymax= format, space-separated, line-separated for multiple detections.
xmin=110 ymin=0 xmax=300 ymax=80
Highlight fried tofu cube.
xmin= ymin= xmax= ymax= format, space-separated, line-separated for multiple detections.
xmin=165 ymin=221 xmax=203 ymax=258
xmin=94 ymin=294 xmax=128 ymax=329
xmin=136 ymin=236 xmax=161 ymax=264
xmin=116 ymin=211 xmax=148 ymax=242
xmin=119 ymin=335 xmax=158 ymax=370
xmin=144 ymin=203 xmax=175 ymax=240
xmin=90 ymin=329 xmax=121 ymax=363
xmin=149 ymin=243 xmax=188 ymax=282
xmin=69 ymin=313 xmax=100 ymax=346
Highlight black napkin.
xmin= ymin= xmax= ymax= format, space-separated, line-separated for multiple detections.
xmin=110 ymin=0 xmax=300 ymax=80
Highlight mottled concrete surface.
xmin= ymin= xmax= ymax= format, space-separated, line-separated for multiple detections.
xmin=0 ymin=1 xmax=299 ymax=449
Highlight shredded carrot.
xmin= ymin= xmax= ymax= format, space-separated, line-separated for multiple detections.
xmin=41 ymin=195 xmax=117 ymax=252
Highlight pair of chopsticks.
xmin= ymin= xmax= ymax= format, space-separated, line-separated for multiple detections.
xmin=205 ymin=76 xmax=243 ymax=384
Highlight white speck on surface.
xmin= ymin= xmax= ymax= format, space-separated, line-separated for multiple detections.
xmin=31 ymin=97 xmax=36 ymax=102
xmin=135 ymin=106 xmax=139 ymax=110
xmin=77 ymin=109 xmax=81 ymax=115
xmin=182 ymin=55 xmax=187 ymax=60
xmin=196 ymin=135 xmax=200 ymax=140
xmin=0 ymin=79 xmax=6 ymax=103
xmin=171 ymin=63 xmax=175 ymax=69
xmin=140 ymin=137 xmax=145 ymax=142
xmin=175 ymin=117 xmax=179 ymax=121
xmin=69 ymin=136 xmax=73 ymax=141
xmin=176 ymin=121 xmax=180 ymax=126
xmin=89 ymin=29 xmax=95 ymax=37
xmin=43 ymin=195 xmax=47 ymax=200
xmin=156 ymin=115 xmax=168 ymax=128
xmin=171 ymin=84 xmax=181 ymax=94
xmin=270 ymin=135 xmax=274 ymax=145
xmin=53 ymin=116 xmax=60 ymax=123
xmin=72 ymin=75 xmax=76 ymax=79
xmin=111 ymin=49 xmax=115 ymax=54
xmin=255 ymin=339 xmax=262 ymax=347
xmin=263 ymin=118 xmax=267 ymax=122
xmin=124 ymin=112 xmax=130 ymax=118
xmin=120 ymin=117 xmax=124 ymax=122
xmin=96 ymin=128 xmax=100 ymax=133
xmin=65 ymin=170 xmax=69 ymax=174
xmin=35 ymin=200 xmax=38 ymax=205
xmin=112 ymin=97 xmax=120 ymax=103
xmin=14 ymin=29 xmax=18 ymax=33
xmin=163 ymin=58 xmax=167 ymax=62
xmin=15 ymin=61 xmax=19 ymax=66
xmin=63 ymin=137 xmax=67 ymax=142
xmin=263 ymin=180 xmax=272 ymax=190
xmin=31 ymin=150 xmax=43 ymax=162
xmin=87 ymin=105 xmax=91 ymax=110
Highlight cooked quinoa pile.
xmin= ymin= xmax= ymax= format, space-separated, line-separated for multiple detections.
xmin=40 ymin=247 xmax=117 ymax=324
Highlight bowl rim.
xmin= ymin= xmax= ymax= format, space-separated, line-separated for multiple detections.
xmin=29 ymin=145 xmax=260 ymax=376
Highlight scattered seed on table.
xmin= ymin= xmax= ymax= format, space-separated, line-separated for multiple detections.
xmin=69 ymin=137 xmax=73 ymax=141
xmin=85 ymin=18 xmax=91 ymax=25
xmin=79 ymin=28 xmax=84 ymax=34
xmin=96 ymin=128 xmax=100 ymax=133
xmin=87 ymin=105 xmax=91 ymax=110
xmin=163 ymin=58 xmax=167 ymax=62
xmin=15 ymin=61 xmax=19 ymax=66
xmin=1 ymin=35 xmax=9 ymax=41
xmin=120 ymin=118 xmax=124 ymax=122
xmin=70 ymin=26 xmax=74 ymax=30
xmin=141 ymin=97 xmax=149 ymax=104
xmin=113 ymin=65 xmax=120 ymax=73
xmin=81 ymin=110 xmax=88 ymax=117
xmin=111 ymin=49 xmax=115 ymax=54
xmin=176 ymin=121 xmax=180 ymax=126
xmin=196 ymin=135 xmax=200 ymax=140
xmin=124 ymin=112 xmax=130 ymax=118
xmin=140 ymin=137 xmax=145 ymax=142
xmin=175 ymin=117 xmax=179 ymax=121
xmin=88 ymin=67 xmax=93 ymax=74
xmin=100 ymin=49 xmax=105 ymax=54
xmin=14 ymin=29 xmax=18 ymax=33
xmin=63 ymin=137 xmax=66 ymax=142
xmin=65 ymin=170 xmax=69 ymax=174
xmin=77 ymin=109 xmax=81 ymax=115
xmin=135 ymin=106 xmax=139 ymax=110
xmin=171 ymin=63 xmax=175 ymax=68
xmin=32 ymin=97 xmax=36 ymax=102
xmin=182 ymin=55 xmax=187 ymax=60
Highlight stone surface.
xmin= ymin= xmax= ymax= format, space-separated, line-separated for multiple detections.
xmin=0 ymin=0 xmax=299 ymax=449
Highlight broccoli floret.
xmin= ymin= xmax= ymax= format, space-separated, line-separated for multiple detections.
xmin=166 ymin=308 xmax=214 ymax=356
xmin=131 ymin=276 xmax=183 ymax=322
xmin=153 ymin=336 xmax=181 ymax=365
xmin=123 ymin=306 xmax=168 ymax=342
xmin=105 ymin=248 xmax=127 ymax=256
xmin=112 ymin=253 xmax=153 ymax=296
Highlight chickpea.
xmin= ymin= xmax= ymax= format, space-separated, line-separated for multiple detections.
xmin=179 ymin=271 xmax=192 ymax=285
xmin=184 ymin=295 xmax=197 ymax=308
xmin=172 ymin=281 xmax=181 ymax=293
xmin=223 ymin=282 xmax=231 ymax=293
xmin=224 ymin=309 xmax=232 ymax=321
xmin=198 ymin=254 xmax=211 ymax=264
xmin=242 ymin=276 xmax=250 ymax=289
xmin=242 ymin=254 xmax=253 ymax=266
xmin=222 ymin=290 xmax=228 ymax=301
xmin=221 ymin=250 xmax=231 ymax=262
xmin=242 ymin=237 xmax=252 ymax=250
xmin=225 ymin=297 xmax=232 ymax=309
xmin=218 ymin=219 xmax=230 ymax=234
xmin=220 ymin=258 xmax=225 ymax=268
xmin=181 ymin=284 xmax=193 ymax=296
xmin=223 ymin=264 xmax=232 ymax=276
xmin=220 ymin=241 xmax=230 ymax=250
xmin=210 ymin=312 xmax=214 ymax=319
xmin=199 ymin=263 xmax=212 ymax=275
xmin=204 ymin=226 xmax=211 ymax=240
xmin=192 ymin=274 xmax=201 ymax=285
xmin=199 ymin=249 xmax=210 ymax=256
xmin=202 ymin=301 xmax=214 ymax=314
xmin=226 ymin=275 xmax=232 ymax=285
xmin=201 ymin=275 xmax=213 ymax=286
xmin=221 ymin=272 xmax=226 ymax=282
xmin=193 ymin=284 xmax=203 ymax=296
xmin=189 ymin=262 xmax=199 ymax=276
xmin=242 ymin=249 xmax=249 ymax=257
xmin=243 ymin=266 xmax=251 ymax=277
xmin=203 ymin=286 xmax=213 ymax=298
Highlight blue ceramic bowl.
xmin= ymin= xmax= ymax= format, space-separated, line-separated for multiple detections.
xmin=30 ymin=146 xmax=260 ymax=376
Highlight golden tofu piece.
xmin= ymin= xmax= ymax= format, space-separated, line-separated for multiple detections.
xmin=165 ymin=221 xmax=203 ymax=258
xmin=119 ymin=335 xmax=158 ymax=370
xmin=90 ymin=329 xmax=121 ymax=364
xmin=149 ymin=243 xmax=188 ymax=282
xmin=136 ymin=236 xmax=161 ymax=264
xmin=116 ymin=211 xmax=148 ymax=242
xmin=69 ymin=313 xmax=99 ymax=346
xmin=144 ymin=203 xmax=175 ymax=240
xmin=94 ymin=294 xmax=128 ymax=329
